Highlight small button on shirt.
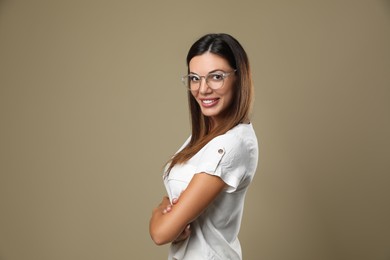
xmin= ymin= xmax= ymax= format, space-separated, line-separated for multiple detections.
xmin=163 ymin=123 xmax=259 ymax=260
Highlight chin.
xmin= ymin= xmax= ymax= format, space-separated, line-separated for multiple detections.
xmin=201 ymin=110 xmax=220 ymax=118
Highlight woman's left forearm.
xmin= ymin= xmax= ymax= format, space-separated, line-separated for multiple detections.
xmin=149 ymin=196 xmax=187 ymax=245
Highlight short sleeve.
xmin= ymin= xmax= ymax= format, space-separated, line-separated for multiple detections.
xmin=194 ymin=134 xmax=249 ymax=193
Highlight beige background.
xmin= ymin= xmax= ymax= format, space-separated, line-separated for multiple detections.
xmin=0 ymin=1 xmax=389 ymax=259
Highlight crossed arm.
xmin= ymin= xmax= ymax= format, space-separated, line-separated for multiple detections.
xmin=149 ymin=172 xmax=227 ymax=245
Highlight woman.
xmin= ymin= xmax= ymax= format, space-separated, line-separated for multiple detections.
xmin=149 ymin=33 xmax=259 ymax=260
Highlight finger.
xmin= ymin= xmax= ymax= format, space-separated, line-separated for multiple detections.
xmin=178 ymin=225 xmax=191 ymax=239
xmin=163 ymin=205 xmax=172 ymax=214
xmin=177 ymin=225 xmax=191 ymax=241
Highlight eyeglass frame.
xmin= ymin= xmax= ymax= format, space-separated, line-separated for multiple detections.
xmin=181 ymin=69 xmax=237 ymax=91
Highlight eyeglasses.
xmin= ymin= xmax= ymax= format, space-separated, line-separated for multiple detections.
xmin=181 ymin=70 xmax=236 ymax=91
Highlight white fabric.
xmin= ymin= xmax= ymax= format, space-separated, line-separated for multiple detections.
xmin=163 ymin=123 xmax=259 ymax=260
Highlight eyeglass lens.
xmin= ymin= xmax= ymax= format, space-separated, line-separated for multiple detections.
xmin=185 ymin=73 xmax=225 ymax=90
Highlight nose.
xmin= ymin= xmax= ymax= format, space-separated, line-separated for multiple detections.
xmin=198 ymin=77 xmax=211 ymax=94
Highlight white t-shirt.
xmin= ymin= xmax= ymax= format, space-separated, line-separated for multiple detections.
xmin=163 ymin=123 xmax=259 ymax=260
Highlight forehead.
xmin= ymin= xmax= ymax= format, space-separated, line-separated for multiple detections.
xmin=189 ymin=52 xmax=231 ymax=74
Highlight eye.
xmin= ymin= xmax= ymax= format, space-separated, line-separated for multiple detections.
xmin=189 ymin=75 xmax=200 ymax=82
xmin=209 ymin=73 xmax=224 ymax=81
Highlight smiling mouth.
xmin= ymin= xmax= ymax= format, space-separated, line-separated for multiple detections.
xmin=201 ymin=98 xmax=219 ymax=107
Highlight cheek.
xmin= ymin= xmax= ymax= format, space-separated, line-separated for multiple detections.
xmin=190 ymin=91 xmax=199 ymax=101
xmin=225 ymin=92 xmax=234 ymax=107
xmin=223 ymin=85 xmax=235 ymax=105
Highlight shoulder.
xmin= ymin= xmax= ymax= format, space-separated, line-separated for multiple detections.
xmin=207 ymin=123 xmax=258 ymax=156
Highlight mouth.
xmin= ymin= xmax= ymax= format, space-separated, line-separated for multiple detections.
xmin=200 ymin=98 xmax=220 ymax=108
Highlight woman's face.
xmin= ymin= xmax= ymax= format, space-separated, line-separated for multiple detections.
xmin=189 ymin=52 xmax=236 ymax=125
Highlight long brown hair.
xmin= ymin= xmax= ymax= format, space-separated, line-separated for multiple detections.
xmin=167 ymin=33 xmax=254 ymax=173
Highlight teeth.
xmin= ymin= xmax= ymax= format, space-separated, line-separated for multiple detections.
xmin=202 ymin=99 xmax=215 ymax=104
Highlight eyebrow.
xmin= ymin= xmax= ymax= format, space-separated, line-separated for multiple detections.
xmin=189 ymin=69 xmax=227 ymax=75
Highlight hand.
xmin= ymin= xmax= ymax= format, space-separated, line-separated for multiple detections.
xmin=173 ymin=224 xmax=191 ymax=244
xmin=162 ymin=197 xmax=178 ymax=214
xmin=162 ymin=191 xmax=184 ymax=214
xmin=156 ymin=196 xmax=171 ymax=214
